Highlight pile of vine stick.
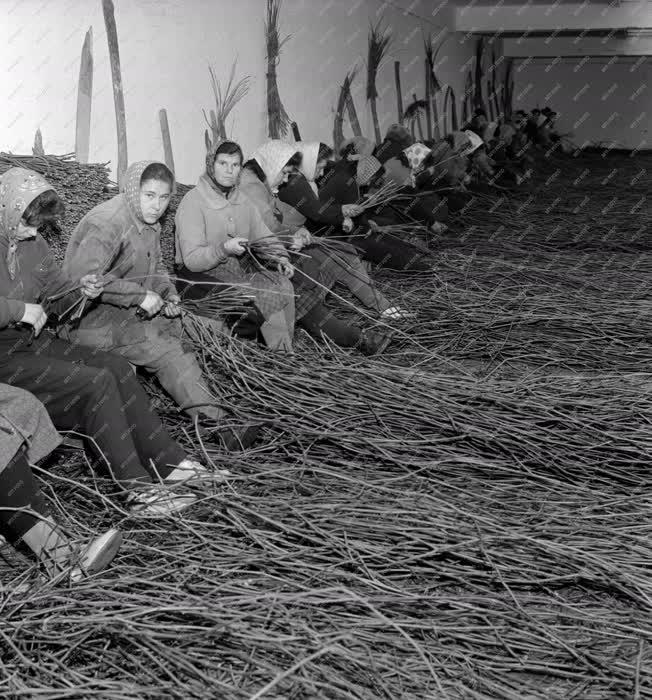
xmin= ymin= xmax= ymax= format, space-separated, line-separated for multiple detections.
xmin=0 ymin=149 xmax=650 ymax=699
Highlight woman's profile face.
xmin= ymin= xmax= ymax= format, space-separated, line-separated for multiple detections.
xmin=274 ymin=164 xmax=296 ymax=189
xmin=213 ymin=153 xmax=242 ymax=187
xmin=314 ymin=159 xmax=328 ymax=181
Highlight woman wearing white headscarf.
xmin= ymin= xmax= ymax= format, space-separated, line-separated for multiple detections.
xmin=239 ymin=140 xmax=395 ymax=355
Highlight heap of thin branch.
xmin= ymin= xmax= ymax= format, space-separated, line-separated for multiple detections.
xmin=1 ymin=149 xmax=651 ymax=699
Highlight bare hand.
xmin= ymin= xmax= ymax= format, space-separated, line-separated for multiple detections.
xmin=79 ymin=273 xmax=104 ymax=299
xmin=290 ymin=227 xmax=311 ymax=251
xmin=342 ymin=204 xmax=364 ymax=218
xmin=20 ymin=303 xmax=48 ymax=337
xmin=277 ymin=259 xmax=294 ymax=278
xmin=342 ymin=217 xmax=354 ymax=233
xmin=139 ymin=291 xmax=164 ymax=317
xmin=430 ymin=221 xmax=448 ymax=234
xmin=163 ymin=293 xmax=182 ymax=318
xmin=223 ymin=237 xmax=248 ymax=256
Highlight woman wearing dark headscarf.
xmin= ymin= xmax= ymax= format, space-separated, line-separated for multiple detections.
xmin=175 ymin=141 xmax=295 ymax=352
xmin=277 ymin=142 xmax=405 ymax=318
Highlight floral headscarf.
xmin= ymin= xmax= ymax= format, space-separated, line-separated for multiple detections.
xmin=121 ymin=160 xmax=174 ymax=224
xmin=251 ymin=140 xmax=298 ymax=194
xmin=0 ymin=167 xmax=53 ymax=280
xmin=403 ymin=142 xmax=432 ymax=173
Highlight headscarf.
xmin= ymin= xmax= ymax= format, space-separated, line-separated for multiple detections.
xmin=121 ymin=160 xmax=174 ymax=224
xmin=497 ymin=123 xmax=516 ymax=145
xmin=204 ymin=140 xmax=244 ymax=196
xmin=374 ymin=139 xmax=406 ymax=165
xmin=484 ymin=121 xmax=498 ymax=143
xmin=384 ymin=124 xmax=414 ymax=149
xmin=454 ymin=130 xmax=483 ymax=156
xmin=355 ymin=155 xmax=383 ymax=187
xmin=0 ymin=167 xmax=53 ymax=280
xmin=296 ymin=141 xmax=320 ymax=194
xmin=250 ymin=140 xmax=298 ymax=194
xmin=403 ymin=142 xmax=431 ymax=173
xmin=341 ymin=136 xmax=375 ymax=160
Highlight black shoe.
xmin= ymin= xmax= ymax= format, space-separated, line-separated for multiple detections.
xmin=213 ymin=423 xmax=263 ymax=451
xmin=359 ymin=329 xmax=393 ymax=356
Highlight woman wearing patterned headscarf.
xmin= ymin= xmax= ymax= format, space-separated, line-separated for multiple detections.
xmin=64 ymin=160 xmax=260 ymax=450
xmin=175 ymin=141 xmax=295 ymax=352
xmin=0 ymin=167 xmax=211 ymax=518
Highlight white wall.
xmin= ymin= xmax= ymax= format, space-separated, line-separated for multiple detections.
xmin=454 ymin=0 xmax=652 ymax=33
xmin=0 ymin=0 xmax=488 ymax=184
xmin=513 ymin=54 xmax=650 ymax=149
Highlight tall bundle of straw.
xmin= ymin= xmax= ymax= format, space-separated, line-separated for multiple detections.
xmin=424 ymin=33 xmax=442 ymax=140
xmin=366 ymin=19 xmax=393 ymax=144
xmin=265 ymin=0 xmax=291 ymax=139
xmin=443 ymin=86 xmax=458 ymax=134
xmin=503 ymin=57 xmax=514 ymax=119
xmin=333 ymin=69 xmax=357 ymax=151
xmin=204 ymin=61 xmax=251 ymax=151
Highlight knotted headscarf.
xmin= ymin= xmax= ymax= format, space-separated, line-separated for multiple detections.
xmin=374 ymin=139 xmax=405 ymax=165
xmin=203 ymin=139 xmax=245 ymax=197
xmin=384 ymin=123 xmax=414 ymax=149
xmin=121 ymin=160 xmax=174 ymax=223
xmin=341 ymin=136 xmax=375 ymax=160
xmin=355 ymin=155 xmax=383 ymax=187
xmin=403 ymin=142 xmax=432 ymax=173
xmin=0 ymin=167 xmax=53 ymax=280
xmin=295 ymin=141 xmax=320 ymax=195
xmin=250 ymin=140 xmax=299 ymax=194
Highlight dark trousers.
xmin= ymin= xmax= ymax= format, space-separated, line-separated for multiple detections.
xmin=0 ymin=449 xmax=49 ymax=543
xmin=174 ymin=265 xmax=265 ymax=340
xmin=352 ymin=232 xmax=431 ymax=271
xmin=0 ymin=329 xmax=185 ymax=488
xmin=298 ymin=303 xmax=362 ymax=347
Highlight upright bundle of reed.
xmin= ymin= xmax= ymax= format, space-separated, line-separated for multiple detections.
xmin=366 ymin=19 xmax=392 ymax=144
xmin=333 ymin=69 xmax=357 ymax=151
xmin=204 ymin=61 xmax=251 ymax=151
xmin=265 ymin=0 xmax=291 ymax=139
xmin=424 ymin=33 xmax=442 ymax=140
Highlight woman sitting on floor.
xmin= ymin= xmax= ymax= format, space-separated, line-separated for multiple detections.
xmin=175 ymin=140 xmax=295 ymax=352
xmin=277 ymin=141 xmax=409 ymax=321
xmin=314 ymin=150 xmax=433 ymax=272
xmin=0 ymin=167 xmax=213 ymax=518
xmin=240 ymin=140 xmax=397 ymax=355
xmin=368 ymin=142 xmax=449 ymax=233
xmin=0 ymin=384 xmax=122 ymax=583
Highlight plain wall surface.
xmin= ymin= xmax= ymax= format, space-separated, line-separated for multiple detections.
xmin=455 ymin=0 xmax=652 ymax=32
xmin=513 ymin=55 xmax=650 ymax=149
xmin=0 ymin=0 xmax=488 ymax=184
